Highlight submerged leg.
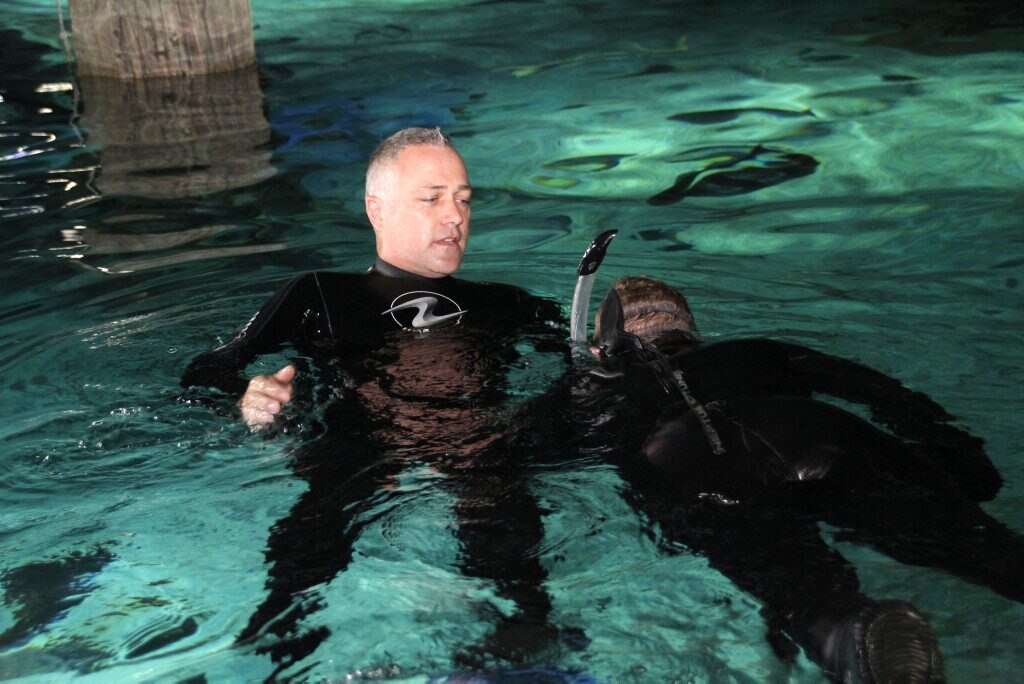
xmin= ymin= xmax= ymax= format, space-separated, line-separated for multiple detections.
xmin=656 ymin=498 xmax=944 ymax=683
xmin=237 ymin=440 xmax=402 ymax=674
xmin=827 ymin=484 xmax=1024 ymax=605
xmin=443 ymin=457 xmax=564 ymax=668
xmin=814 ymin=599 xmax=944 ymax=684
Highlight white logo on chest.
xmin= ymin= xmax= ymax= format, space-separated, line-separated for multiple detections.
xmin=383 ymin=291 xmax=467 ymax=330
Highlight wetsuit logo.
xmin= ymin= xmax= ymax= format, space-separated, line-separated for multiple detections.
xmin=383 ymin=291 xmax=467 ymax=331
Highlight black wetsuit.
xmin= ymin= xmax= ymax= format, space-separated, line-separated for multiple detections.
xmin=181 ymin=259 xmax=567 ymax=674
xmin=521 ymin=331 xmax=1019 ymax=681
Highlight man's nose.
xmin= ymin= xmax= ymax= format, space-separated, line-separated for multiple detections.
xmin=440 ymin=196 xmax=466 ymax=226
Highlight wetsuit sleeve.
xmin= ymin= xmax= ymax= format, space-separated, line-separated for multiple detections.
xmin=528 ymin=292 xmax=566 ymax=325
xmin=179 ymin=275 xmax=316 ymax=398
xmin=504 ymin=372 xmax=580 ymax=464
xmin=513 ymin=288 xmax=570 ymax=353
xmin=785 ymin=342 xmax=1001 ymax=500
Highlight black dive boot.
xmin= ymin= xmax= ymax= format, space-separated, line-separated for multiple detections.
xmin=821 ymin=600 xmax=945 ymax=683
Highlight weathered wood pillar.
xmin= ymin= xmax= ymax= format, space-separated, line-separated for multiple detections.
xmin=77 ymin=65 xmax=273 ymax=199
xmin=68 ymin=0 xmax=256 ymax=79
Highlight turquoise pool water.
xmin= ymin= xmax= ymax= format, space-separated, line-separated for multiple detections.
xmin=1 ymin=0 xmax=1022 ymax=681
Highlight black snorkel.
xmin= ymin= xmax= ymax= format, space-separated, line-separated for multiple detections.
xmin=570 ymin=229 xmax=618 ymax=347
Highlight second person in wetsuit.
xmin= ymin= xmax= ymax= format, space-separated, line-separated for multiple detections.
xmin=522 ymin=275 xmax=1020 ymax=683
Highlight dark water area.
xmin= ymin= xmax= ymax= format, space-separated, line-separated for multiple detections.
xmin=1 ymin=0 xmax=1022 ymax=681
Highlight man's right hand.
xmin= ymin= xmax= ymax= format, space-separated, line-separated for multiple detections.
xmin=239 ymin=365 xmax=296 ymax=430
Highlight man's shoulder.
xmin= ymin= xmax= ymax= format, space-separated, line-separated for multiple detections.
xmin=265 ymin=270 xmax=365 ymax=294
xmin=455 ymin=277 xmax=533 ymax=298
xmin=456 ymin=278 xmax=561 ymax=316
xmin=291 ymin=270 xmax=368 ymax=285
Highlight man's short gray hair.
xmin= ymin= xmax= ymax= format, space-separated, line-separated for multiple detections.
xmin=365 ymin=127 xmax=454 ymax=198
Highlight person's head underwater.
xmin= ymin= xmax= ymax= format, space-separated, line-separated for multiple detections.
xmin=594 ymin=276 xmax=701 ymax=352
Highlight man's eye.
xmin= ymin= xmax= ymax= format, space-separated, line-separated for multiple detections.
xmin=420 ymin=197 xmax=438 ymax=204
xmin=458 ymin=198 xmax=472 ymax=206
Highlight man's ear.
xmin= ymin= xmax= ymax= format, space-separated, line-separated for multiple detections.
xmin=365 ymin=195 xmax=383 ymax=230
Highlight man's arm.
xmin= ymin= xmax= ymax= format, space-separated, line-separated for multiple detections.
xmin=784 ymin=342 xmax=1001 ymax=501
xmin=179 ymin=275 xmax=317 ymax=427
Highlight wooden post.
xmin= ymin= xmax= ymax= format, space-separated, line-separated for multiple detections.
xmin=68 ymin=0 xmax=256 ymax=79
xmin=77 ymin=65 xmax=273 ymax=199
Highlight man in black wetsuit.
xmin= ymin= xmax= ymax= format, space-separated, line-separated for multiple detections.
xmin=534 ymin=275 xmax=1021 ymax=683
xmin=180 ymin=128 xmax=567 ymax=676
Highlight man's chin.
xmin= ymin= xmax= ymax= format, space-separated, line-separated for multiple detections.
xmin=428 ymin=255 xmax=464 ymax=277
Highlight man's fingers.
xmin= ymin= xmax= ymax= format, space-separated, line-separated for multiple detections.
xmin=239 ymin=366 xmax=297 ymax=429
xmin=275 ymin=365 xmax=297 ymax=383
xmin=251 ymin=371 xmax=293 ymax=402
xmin=241 ymin=404 xmax=275 ymax=430
xmin=239 ymin=390 xmax=285 ymax=430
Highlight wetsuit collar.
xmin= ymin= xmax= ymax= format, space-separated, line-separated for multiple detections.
xmin=368 ymin=258 xmax=454 ymax=282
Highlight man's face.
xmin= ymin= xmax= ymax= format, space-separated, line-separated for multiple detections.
xmin=366 ymin=144 xmax=472 ymax=278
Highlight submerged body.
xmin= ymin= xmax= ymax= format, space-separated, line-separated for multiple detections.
xmin=517 ymin=276 xmax=1017 ymax=682
xmin=181 ymin=260 xmax=567 ymax=673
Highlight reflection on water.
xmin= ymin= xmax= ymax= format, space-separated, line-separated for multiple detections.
xmin=77 ymin=67 xmax=273 ymax=200
xmin=63 ymin=66 xmax=283 ymax=273
xmin=0 ymin=0 xmax=1022 ymax=681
